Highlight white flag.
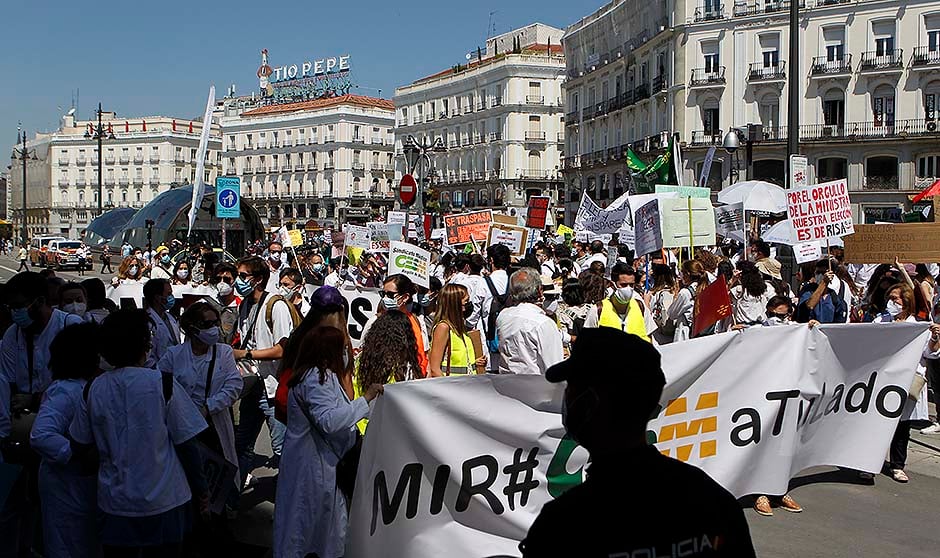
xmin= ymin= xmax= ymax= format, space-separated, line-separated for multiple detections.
xmin=187 ymin=85 xmax=216 ymax=239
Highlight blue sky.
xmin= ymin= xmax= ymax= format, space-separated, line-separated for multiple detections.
xmin=1 ymin=0 xmax=589 ymax=165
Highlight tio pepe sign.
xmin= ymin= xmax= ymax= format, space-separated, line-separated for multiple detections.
xmin=271 ymin=54 xmax=350 ymax=83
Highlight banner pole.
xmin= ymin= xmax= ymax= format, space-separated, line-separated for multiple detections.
xmin=827 ymin=238 xmax=832 ymax=271
xmin=688 ymin=196 xmax=695 ymax=259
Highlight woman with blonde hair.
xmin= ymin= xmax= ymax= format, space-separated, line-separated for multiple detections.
xmin=666 ymin=260 xmax=710 ymax=342
xmin=116 ymin=256 xmax=144 ymax=283
xmin=428 ymin=283 xmax=485 ymax=376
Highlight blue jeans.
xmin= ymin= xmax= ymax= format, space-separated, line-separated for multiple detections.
xmin=233 ymin=379 xmax=286 ymax=487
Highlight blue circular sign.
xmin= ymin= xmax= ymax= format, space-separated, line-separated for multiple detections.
xmin=219 ymin=188 xmax=238 ymax=209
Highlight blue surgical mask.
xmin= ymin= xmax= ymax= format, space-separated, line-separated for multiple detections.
xmin=312 ymin=263 xmax=325 ymax=272
xmin=195 ymin=326 xmax=220 ymax=346
xmin=161 ymin=255 xmax=171 ymax=265
xmin=416 ymin=294 xmax=431 ymax=307
xmin=382 ymin=296 xmax=399 ymax=311
xmin=11 ymin=307 xmax=33 ymax=329
xmin=235 ymin=277 xmax=254 ymax=296
xmin=165 ymin=295 xmax=176 ymax=312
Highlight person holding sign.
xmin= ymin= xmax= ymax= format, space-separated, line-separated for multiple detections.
xmin=428 ymin=284 xmax=483 ymax=376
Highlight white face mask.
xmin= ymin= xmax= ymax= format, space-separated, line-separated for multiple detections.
xmin=176 ymin=269 xmax=190 ymax=280
xmin=128 ymin=265 xmax=139 ymax=277
xmin=614 ymin=286 xmax=635 ymax=304
xmin=62 ymin=302 xmax=86 ymax=316
xmin=343 ymin=347 xmax=351 ymax=369
xmin=216 ymin=281 xmax=233 ymax=297
xmin=886 ymin=300 xmax=903 ymax=317
xmin=279 ymin=285 xmax=298 ymax=300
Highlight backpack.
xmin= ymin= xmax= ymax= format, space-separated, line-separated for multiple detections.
xmin=652 ymin=290 xmax=677 ymax=336
xmin=483 ymin=276 xmax=509 ymax=353
xmin=808 ymin=286 xmax=848 ymax=324
xmin=264 ymin=294 xmax=302 ymax=333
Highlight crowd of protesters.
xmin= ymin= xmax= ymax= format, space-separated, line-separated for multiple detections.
xmin=0 ymin=227 xmax=938 ymax=557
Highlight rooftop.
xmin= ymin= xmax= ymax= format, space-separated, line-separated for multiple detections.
xmin=240 ymin=94 xmax=395 ymax=117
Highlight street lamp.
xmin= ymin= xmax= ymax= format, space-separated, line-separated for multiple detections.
xmin=84 ymin=102 xmax=116 ymax=218
xmin=722 ymin=126 xmax=754 ymax=183
xmin=12 ymin=129 xmax=37 ymax=247
xmin=401 ymin=135 xmax=446 ymax=214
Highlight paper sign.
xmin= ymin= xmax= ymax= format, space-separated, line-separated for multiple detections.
xmin=634 ymin=199 xmax=664 ymax=256
xmin=341 ymin=288 xmax=381 ymax=349
xmin=367 ymin=222 xmax=390 ymax=252
xmin=655 ymin=185 xmax=711 ymax=199
xmin=526 ymin=196 xmax=550 ymax=229
xmin=492 ymin=214 xmax=519 ymax=226
xmin=715 ymin=203 xmax=744 ymax=237
xmin=787 ymin=179 xmax=854 ymax=242
xmin=556 ymin=224 xmax=574 ymax=238
xmin=618 ymin=224 xmax=636 ymax=251
xmin=387 ymin=211 xmax=406 ymax=225
xmin=790 ymin=155 xmax=808 ymax=190
xmin=660 ymin=198 xmax=717 ymax=248
xmin=574 ymin=192 xmax=630 ymax=234
xmin=346 ymin=224 xmax=371 ymax=250
xmin=794 ymin=241 xmax=823 ymax=264
xmin=487 ymin=223 xmax=528 ymax=257
xmin=430 ymin=228 xmax=444 ymax=240
xmin=388 ymin=241 xmax=431 ymax=288
xmin=277 ymin=226 xmax=303 ymax=248
xmin=628 ymin=192 xmax=678 ymax=231
xmin=444 ymin=210 xmax=492 ymax=245
xmin=843 ymin=223 xmax=940 ymax=263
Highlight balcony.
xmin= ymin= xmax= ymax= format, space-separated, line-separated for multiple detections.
xmin=748 ymin=61 xmax=786 ymax=81
xmin=294 ymin=164 xmax=306 ymax=171
xmin=634 ymin=84 xmax=650 ymax=102
xmin=323 ymin=135 xmax=335 ymax=143
xmin=75 ymin=156 xmax=87 ymax=165
xmin=451 ymin=109 xmax=461 ymax=117
xmin=57 ymin=179 xmax=69 ymax=186
xmin=118 ymin=178 xmax=129 ymax=186
xmin=104 ymin=156 xmax=115 ymax=164
xmin=652 ymin=75 xmax=668 ymax=93
xmin=133 ymin=177 xmax=144 ymax=185
xmin=565 ymin=110 xmax=580 ymax=123
xmin=426 ymin=113 xmax=436 ymax=123
xmin=694 ymin=4 xmax=725 ymax=21
xmin=149 ymin=155 xmax=161 ymax=163
xmin=476 ymin=100 xmax=487 ymax=111
xmin=463 ymin=105 xmax=474 ymax=115
xmin=307 ymin=163 xmax=318 ymax=171
xmin=525 ymin=131 xmax=547 ymax=142
xmin=563 ymin=156 xmax=580 ymax=170
xmin=57 ymin=158 xmax=69 ymax=166
xmin=118 ymin=156 xmax=129 ymax=164
xmin=174 ymin=156 xmax=186 ymax=164
xmin=526 ymin=95 xmax=545 ymax=105
xmin=133 ymin=155 xmax=144 ymax=164
xmin=864 ymin=176 xmax=899 ymax=190
xmin=810 ymin=54 xmax=852 ymax=77
xmin=352 ymin=162 xmax=365 ymax=171
xmin=473 ymin=134 xmax=485 ymax=144
xmin=324 ymin=162 xmax=335 ymax=170
xmin=733 ymin=0 xmax=801 ymax=16
xmin=492 ymin=97 xmax=502 ymax=107
xmin=308 ymin=138 xmax=318 ymax=145
xmin=488 ymin=132 xmax=502 ymax=142
xmin=244 ymin=166 xmax=254 ymax=174
xmin=148 ymin=178 xmax=160 ymax=186
xmin=397 ymin=119 xmax=407 ymax=127
xmin=690 ymin=67 xmax=726 ymax=87
xmin=690 ymin=130 xmax=723 ymax=146
xmin=461 ymin=137 xmax=472 ymax=147
xmin=370 ymin=138 xmax=384 ymax=145
xmin=557 ymin=132 xmax=565 ymax=143
xmin=519 ymin=169 xmax=551 ymax=180
xmin=449 ymin=140 xmax=460 ymax=148
xmin=280 ymin=165 xmax=292 ymax=172
xmin=912 ymin=47 xmax=940 ymax=69
xmin=859 ymin=49 xmax=903 ymax=73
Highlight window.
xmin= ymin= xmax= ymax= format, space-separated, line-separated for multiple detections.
xmin=528 ymin=151 xmax=540 ymax=173
xmin=759 ymin=93 xmax=780 ymax=129
xmin=930 ymin=30 xmax=940 ymax=52
xmin=872 ymin=85 xmax=896 ymax=127
xmin=875 ymin=36 xmax=894 ymax=56
xmin=762 ymin=50 xmax=779 ymax=67
xmin=826 ymin=43 xmax=845 ymax=61
xmin=703 ymin=105 xmax=720 ymax=134
xmin=917 ymin=155 xmax=940 ymax=178
xmin=704 ymin=53 xmax=720 ymax=73
xmin=823 ymin=89 xmax=845 ymax=128
xmin=818 ymin=158 xmax=848 ymax=182
xmin=866 ymin=156 xmax=899 ymax=189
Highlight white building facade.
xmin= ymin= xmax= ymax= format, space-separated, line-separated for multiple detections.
xmin=563 ymin=0 xmax=940 ymax=223
xmin=394 ymin=23 xmax=566 ymax=215
xmin=220 ymin=94 xmax=397 ymax=228
xmin=8 ymin=113 xmax=220 ymax=239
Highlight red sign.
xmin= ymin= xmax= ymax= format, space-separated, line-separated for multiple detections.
xmin=399 ymin=174 xmax=417 ymax=206
xmin=526 ymin=196 xmax=550 ymax=229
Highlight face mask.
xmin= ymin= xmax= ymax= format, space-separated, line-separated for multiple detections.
xmin=312 ymin=263 xmax=325 ymax=272
xmin=416 ymin=294 xmax=431 ymax=307
xmin=815 ymin=274 xmax=824 ymax=285
xmin=886 ymin=300 xmax=903 ymax=317
xmin=216 ymin=281 xmax=233 ymax=297
xmin=382 ymin=296 xmax=400 ymax=311
xmin=176 ymin=269 xmax=190 ymax=280
xmin=11 ymin=307 xmax=33 ymax=329
xmin=614 ymin=286 xmax=635 ymax=304
xmin=161 ymin=255 xmax=171 ymax=265
xmin=164 ymin=295 xmax=176 ymax=312
xmin=235 ymin=277 xmax=254 ymax=296
xmin=463 ymin=302 xmax=474 ymax=319
xmin=195 ymin=326 xmax=220 ymax=346
xmin=269 ymin=252 xmax=282 ymax=263
xmin=128 ymin=265 xmax=139 ymax=277
xmin=279 ymin=285 xmax=299 ymax=300
xmin=63 ymin=302 xmax=87 ymax=316
xmin=343 ymin=347 xmax=351 ymax=369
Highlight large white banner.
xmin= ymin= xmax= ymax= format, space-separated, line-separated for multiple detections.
xmin=574 ymin=191 xmax=630 ymax=234
xmin=348 ymin=323 xmax=929 ymax=558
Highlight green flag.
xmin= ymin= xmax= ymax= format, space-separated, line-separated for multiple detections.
xmin=643 ymin=135 xmax=677 ymax=186
xmin=463 ymin=243 xmax=474 ymax=254
xmin=625 ymin=147 xmax=647 ymax=174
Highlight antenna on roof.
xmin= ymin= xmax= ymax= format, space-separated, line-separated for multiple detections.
xmin=486 ymin=10 xmax=497 ymax=40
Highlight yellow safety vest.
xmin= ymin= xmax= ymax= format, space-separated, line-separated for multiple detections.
xmin=441 ymin=327 xmax=475 ymax=375
xmin=598 ymin=298 xmax=650 ymax=342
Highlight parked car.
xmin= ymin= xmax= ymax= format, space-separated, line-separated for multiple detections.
xmin=29 ymin=235 xmax=67 ymax=266
xmin=47 ymin=239 xmax=88 ymax=270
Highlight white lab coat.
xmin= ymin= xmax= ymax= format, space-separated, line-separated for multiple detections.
xmin=273 ymin=367 xmax=369 ymax=558
xmin=158 ymin=342 xmax=242 ymax=485
xmin=667 ymin=283 xmax=698 ymax=343
xmin=29 ymin=379 xmax=97 ymax=557
xmin=145 ymin=307 xmax=180 ymax=368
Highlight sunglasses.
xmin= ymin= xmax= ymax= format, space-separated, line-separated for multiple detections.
xmin=378 ymin=291 xmax=400 ymax=299
xmin=237 ymin=272 xmax=255 ymax=281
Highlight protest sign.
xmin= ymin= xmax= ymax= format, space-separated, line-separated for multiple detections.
xmin=388 ymin=241 xmax=431 ymax=288
xmin=346 ymin=224 xmax=372 ymax=250
xmin=699 ymin=146 xmax=717 ymax=188
xmin=492 ymin=213 xmax=519 ymax=226
xmin=794 ymin=241 xmax=823 ymax=264
xmin=387 ymin=211 xmax=406 ymax=242
xmin=556 ymin=224 xmax=574 ymax=238
xmin=660 ymin=198 xmax=716 ymax=248
xmin=618 ymin=223 xmax=635 ymax=250
xmin=444 ymin=210 xmax=493 ymax=245
xmin=628 ymin=192 xmax=678 ymax=231
xmin=574 ymin=192 xmax=630 ymax=234
xmin=843 ymin=222 xmax=940 ymax=263
xmin=714 ymin=203 xmax=744 ymax=237
xmin=330 ymin=231 xmax=346 ymax=258
xmin=367 ymin=222 xmax=390 ymax=252
xmin=340 ymin=288 xmax=381 ymax=350
xmin=487 ymin=223 xmax=528 ymax=257
xmin=787 ymin=179 xmax=854 ymax=242
xmin=633 ymin=199 xmax=663 ymax=256
xmin=430 ymin=228 xmax=444 ymax=240
xmin=108 ymin=283 xmax=144 ymax=309
xmin=348 ymin=323 xmax=929 ymax=558
xmin=526 ymin=196 xmax=550 ymax=229
xmin=655 ymin=185 xmax=711 ymax=199
xmin=277 ymin=226 xmax=304 ymax=248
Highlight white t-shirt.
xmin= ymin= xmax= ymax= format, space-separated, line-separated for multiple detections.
xmin=69 ymin=367 xmax=207 ymax=517
xmin=238 ymin=293 xmax=296 ymax=397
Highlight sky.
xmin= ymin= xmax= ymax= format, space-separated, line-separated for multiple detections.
xmin=0 ymin=0 xmax=590 ymax=166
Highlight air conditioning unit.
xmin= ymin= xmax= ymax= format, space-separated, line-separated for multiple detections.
xmin=927 ymin=120 xmax=938 ymax=132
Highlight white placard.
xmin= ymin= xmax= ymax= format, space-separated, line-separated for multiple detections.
xmin=787 ymin=180 xmax=854 ymax=242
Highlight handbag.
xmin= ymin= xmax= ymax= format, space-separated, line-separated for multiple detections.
xmin=909 ymin=373 xmax=927 ymax=402
xmin=196 ymin=346 xmax=225 ymax=456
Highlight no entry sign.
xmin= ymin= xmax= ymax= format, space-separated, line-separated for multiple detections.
xmin=399 ymin=174 xmax=417 ymax=206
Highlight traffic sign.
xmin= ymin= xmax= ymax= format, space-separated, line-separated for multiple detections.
xmin=216 ymin=176 xmax=241 ymax=219
xmin=399 ymin=174 xmax=417 ymax=206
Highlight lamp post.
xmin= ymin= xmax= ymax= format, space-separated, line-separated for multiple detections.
xmin=12 ymin=129 xmax=37 ymax=247
xmin=722 ymin=126 xmax=754 ymax=182
xmin=401 ymin=135 xmax=446 ymax=214
xmin=84 ymin=102 xmax=116 ymax=217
